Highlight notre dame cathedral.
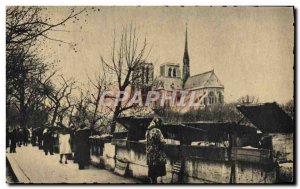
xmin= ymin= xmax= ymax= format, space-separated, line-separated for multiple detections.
xmin=132 ymin=25 xmax=224 ymax=112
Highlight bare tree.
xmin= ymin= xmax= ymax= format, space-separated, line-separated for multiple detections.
xmin=281 ymin=99 xmax=294 ymax=120
xmin=87 ymin=73 xmax=108 ymax=128
xmin=237 ymin=95 xmax=259 ymax=105
xmin=42 ymin=76 xmax=75 ymax=126
xmin=101 ymin=24 xmax=151 ymax=134
xmin=71 ymin=89 xmax=91 ymax=127
xmin=6 ymin=48 xmax=56 ymax=128
xmin=6 ymin=7 xmax=85 ymax=49
xmin=6 ymin=6 xmax=85 ymax=128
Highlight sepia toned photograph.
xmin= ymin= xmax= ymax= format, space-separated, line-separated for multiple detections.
xmin=6 ymin=6 xmax=294 ymax=184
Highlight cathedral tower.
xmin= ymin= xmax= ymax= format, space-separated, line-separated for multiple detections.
xmin=182 ymin=24 xmax=190 ymax=87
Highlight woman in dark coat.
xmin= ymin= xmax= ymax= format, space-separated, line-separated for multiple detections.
xmin=31 ymin=128 xmax=37 ymax=146
xmin=37 ymin=127 xmax=44 ymax=149
xmin=23 ymin=128 xmax=29 ymax=146
xmin=43 ymin=128 xmax=55 ymax=155
xmin=75 ymin=122 xmax=90 ymax=169
xmin=17 ymin=128 xmax=23 ymax=147
xmin=69 ymin=125 xmax=77 ymax=162
xmin=10 ymin=129 xmax=17 ymax=153
xmin=146 ymin=117 xmax=166 ymax=183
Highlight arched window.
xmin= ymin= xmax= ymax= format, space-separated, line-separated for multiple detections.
xmin=218 ymin=92 xmax=224 ymax=104
xmin=145 ymin=66 xmax=149 ymax=84
xmin=173 ymin=68 xmax=177 ymax=77
xmin=208 ymin=92 xmax=216 ymax=105
xmin=168 ymin=68 xmax=172 ymax=77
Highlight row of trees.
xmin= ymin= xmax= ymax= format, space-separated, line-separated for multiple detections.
xmin=6 ymin=7 xmax=150 ymax=134
xmin=6 ymin=7 xmax=84 ymax=129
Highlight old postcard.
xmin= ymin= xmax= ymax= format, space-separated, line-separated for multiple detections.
xmin=6 ymin=6 xmax=294 ymax=184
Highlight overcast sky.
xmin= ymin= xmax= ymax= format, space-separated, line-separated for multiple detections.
xmin=41 ymin=6 xmax=294 ymax=103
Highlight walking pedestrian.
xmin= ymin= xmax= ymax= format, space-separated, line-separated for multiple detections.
xmin=75 ymin=121 xmax=90 ymax=169
xmin=59 ymin=126 xmax=72 ymax=164
xmin=31 ymin=128 xmax=37 ymax=146
xmin=10 ymin=129 xmax=17 ymax=153
xmin=17 ymin=128 xmax=23 ymax=147
xmin=146 ymin=117 xmax=166 ymax=184
xmin=37 ymin=127 xmax=44 ymax=149
xmin=69 ymin=124 xmax=77 ymax=162
xmin=23 ymin=128 xmax=30 ymax=146
xmin=43 ymin=127 xmax=54 ymax=155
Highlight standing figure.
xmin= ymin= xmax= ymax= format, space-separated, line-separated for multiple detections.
xmin=43 ymin=128 xmax=48 ymax=154
xmin=48 ymin=128 xmax=55 ymax=155
xmin=23 ymin=128 xmax=29 ymax=146
xmin=31 ymin=128 xmax=37 ymax=146
xmin=10 ymin=129 xmax=18 ymax=153
xmin=59 ymin=127 xmax=72 ymax=164
xmin=37 ymin=127 xmax=44 ymax=149
xmin=75 ymin=122 xmax=90 ymax=169
xmin=17 ymin=128 xmax=23 ymax=147
xmin=69 ymin=125 xmax=77 ymax=162
xmin=43 ymin=128 xmax=54 ymax=155
xmin=146 ymin=117 xmax=166 ymax=184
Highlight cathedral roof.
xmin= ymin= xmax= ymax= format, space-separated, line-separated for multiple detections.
xmin=184 ymin=70 xmax=224 ymax=90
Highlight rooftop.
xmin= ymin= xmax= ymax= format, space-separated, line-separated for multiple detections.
xmin=184 ymin=70 xmax=224 ymax=89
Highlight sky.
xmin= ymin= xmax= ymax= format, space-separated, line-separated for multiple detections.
xmin=41 ymin=6 xmax=294 ymax=104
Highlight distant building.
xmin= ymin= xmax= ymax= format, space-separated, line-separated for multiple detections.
xmin=131 ymin=62 xmax=154 ymax=103
xmin=132 ymin=25 xmax=224 ymax=111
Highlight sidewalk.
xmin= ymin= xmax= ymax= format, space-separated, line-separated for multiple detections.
xmin=6 ymin=145 xmax=140 ymax=184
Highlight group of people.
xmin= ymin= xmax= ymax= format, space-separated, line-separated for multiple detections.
xmin=6 ymin=127 xmax=30 ymax=153
xmin=6 ymin=121 xmax=92 ymax=170
xmin=7 ymin=117 xmax=167 ymax=181
xmin=36 ymin=122 xmax=91 ymax=170
xmin=56 ymin=122 xmax=91 ymax=169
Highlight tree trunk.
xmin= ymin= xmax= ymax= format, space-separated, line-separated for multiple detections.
xmin=51 ymin=105 xmax=59 ymax=126
xmin=110 ymin=111 xmax=118 ymax=134
xmin=110 ymin=103 xmax=122 ymax=134
xmin=19 ymin=67 xmax=26 ymax=128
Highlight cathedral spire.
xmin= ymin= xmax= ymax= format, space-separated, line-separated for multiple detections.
xmin=182 ymin=23 xmax=190 ymax=87
xmin=184 ymin=23 xmax=189 ymax=60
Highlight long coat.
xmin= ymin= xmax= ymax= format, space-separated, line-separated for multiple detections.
xmin=146 ymin=126 xmax=167 ymax=177
xmin=43 ymin=129 xmax=55 ymax=152
xmin=10 ymin=130 xmax=17 ymax=149
xmin=75 ymin=128 xmax=90 ymax=165
xmin=146 ymin=128 xmax=166 ymax=166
